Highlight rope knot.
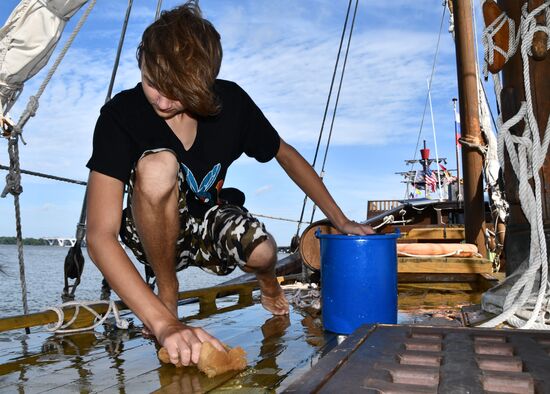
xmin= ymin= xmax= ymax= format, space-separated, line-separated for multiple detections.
xmin=23 ymin=95 xmax=39 ymax=118
xmin=2 ymin=171 xmax=22 ymax=197
xmin=1 ymin=115 xmax=15 ymax=138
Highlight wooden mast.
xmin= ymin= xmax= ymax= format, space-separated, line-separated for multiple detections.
xmin=451 ymin=0 xmax=488 ymax=257
xmin=498 ymin=0 xmax=550 ymax=274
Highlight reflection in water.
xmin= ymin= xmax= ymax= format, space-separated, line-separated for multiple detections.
xmin=157 ymin=364 xmax=204 ymax=394
xmin=40 ymin=332 xmax=98 ymax=391
xmin=249 ymin=315 xmax=291 ymax=385
xmin=42 ymin=332 xmax=98 ymax=357
xmin=154 ymin=316 xmax=292 ymax=393
xmin=2 ymin=296 xmax=336 ymax=392
xmin=36 ymin=329 xmax=131 ymax=392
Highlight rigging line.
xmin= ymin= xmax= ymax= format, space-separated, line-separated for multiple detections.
xmin=427 ymin=80 xmax=444 ymax=200
xmin=250 ymin=213 xmax=311 ymax=225
xmin=0 ymin=164 xmax=87 ymax=185
xmin=105 ymin=0 xmax=134 ymax=102
xmin=2 ymin=0 xmax=97 ymax=333
xmin=155 ymin=0 xmax=163 ymax=20
xmin=65 ymin=0 xmax=137 ymax=302
xmin=471 ymin=0 xmax=498 ymax=131
xmin=4 ymin=136 xmax=29 ymax=333
xmin=480 ymin=78 xmax=498 ymax=130
xmin=293 ymin=0 xmax=354 ymax=237
xmin=309 ymin=0 xmax=360 ymax=223
xmin=405 ymin=1 xmax=447 ymax=199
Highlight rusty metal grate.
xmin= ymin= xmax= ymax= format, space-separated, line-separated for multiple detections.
xmin=284 ymin=324 xmax=550 ymax=393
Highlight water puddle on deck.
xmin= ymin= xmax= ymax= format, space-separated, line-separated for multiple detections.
xmin=0 ymin=287 xmax=471 ymax=392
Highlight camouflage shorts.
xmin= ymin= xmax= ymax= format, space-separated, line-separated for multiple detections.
xmin=120 ymin=149 xmax=269 ymax=276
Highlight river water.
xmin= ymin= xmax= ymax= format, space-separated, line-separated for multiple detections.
xmin=0 ymin=244 xmax=249 ymax=318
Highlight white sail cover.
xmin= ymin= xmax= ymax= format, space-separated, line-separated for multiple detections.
xmin=0 ymin=0 xmax=88 ymax=113
xmin=476 ymin=76 xmax=508 ymax=223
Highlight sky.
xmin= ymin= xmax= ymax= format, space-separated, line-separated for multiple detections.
xmin=0 ymin=0 xmax=494 ymax=245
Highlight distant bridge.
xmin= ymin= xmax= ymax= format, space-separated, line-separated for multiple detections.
xmin=42 ymin=237 xmax=91 ymax=247
xmin=42 ymin=237 xmax=84 ymax=247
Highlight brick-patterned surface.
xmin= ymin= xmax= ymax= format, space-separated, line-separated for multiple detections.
xmin=284 ymin=324 xmax=550 ymax=393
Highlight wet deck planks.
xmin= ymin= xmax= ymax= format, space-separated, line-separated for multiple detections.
xmin=0 ymin=292 xmax=337 ymax=393
xmin=0 ymin=279 xmax=500 ymax=392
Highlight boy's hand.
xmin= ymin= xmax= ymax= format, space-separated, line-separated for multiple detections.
xmin=155 ymin=321 xmax=225 ymax=366
xmin=337 ymin=220 xmax=376 ymax=236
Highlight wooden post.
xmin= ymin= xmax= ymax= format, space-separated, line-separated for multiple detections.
xmin=452 ymin=0 xmax=488 ymax=257
xmin=499 ymin=0 xmax=550 ymax=274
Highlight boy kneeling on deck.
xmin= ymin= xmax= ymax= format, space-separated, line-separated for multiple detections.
xmin=85 ymin=0 xmax=374 ymax=367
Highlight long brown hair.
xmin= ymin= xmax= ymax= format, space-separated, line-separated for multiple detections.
xmin=137 ymin=1 xmax=222 ymax=116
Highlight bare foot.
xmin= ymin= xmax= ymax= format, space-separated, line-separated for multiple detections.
xmin=261 ymin=293 xmax=289 ymax=315
xmin=257 ymin=277 xmax=289 ymax=315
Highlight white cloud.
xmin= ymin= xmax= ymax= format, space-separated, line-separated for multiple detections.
xmin=254 ymin=185 xmax=272 ymax=195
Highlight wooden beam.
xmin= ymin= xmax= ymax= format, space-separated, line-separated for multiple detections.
xmin=398 ymin=257 xmax=493 ymax=273
xmin=404 ymin=227 xmax=465 ymax=240
xmin=452 ymin=0 xmax=488 ymax=257
xmin=0 ymin=280 xmax=262 ymax=333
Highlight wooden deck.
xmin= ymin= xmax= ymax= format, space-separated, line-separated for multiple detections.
xmin=0 ymin=273 xmax=498 ymax=393
xmin=0 ymin=290 xmax=340 ymax=393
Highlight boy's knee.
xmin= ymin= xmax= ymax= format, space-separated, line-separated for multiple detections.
xmin=246 ymin=235 xmax=277 ymax=271
xmin=135 ymin=151 xmax=178 ymax=200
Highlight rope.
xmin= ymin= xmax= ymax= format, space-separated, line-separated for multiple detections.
xmin=294 ymin=0 xmax=354 ymax=237
xmin=46 ymin=300 xmax=129 ymax=334
xmin=64 ymin=0 xmax=134 ymax=302
xmin=15 ymin=0 xmax=97 ymax=133
xmin=1 ymin=0 xmax=96 ymax=330
xmin=372 ymin=215 xmax=394 ymax=230
xmin=427 ymin=80 xmax=444 ymax=200
xmin=481 ymin=7 xmax=520 ymax=79
xmin=480 ymin=1 xmax=550 ymax=330
xmin=250 ymin=212 xmax=311 ymax=224
xmin=1 ymin=135 xmax=29 ymax=329
xmin=0 ymin=164 xmax=87 ymax=185
xmin=405 ymin=2 xmax=447 ymax=199
xmin=105 ymin=0 xmax=133 ymax=102
xmin=309 ymin=0 xmax=359 ymax=222
xmin=155 ymin=0 xmax=163 ymax=20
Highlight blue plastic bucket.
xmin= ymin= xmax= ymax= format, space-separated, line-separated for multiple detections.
xmin=316 ymin=229 xmax=400 ymax=334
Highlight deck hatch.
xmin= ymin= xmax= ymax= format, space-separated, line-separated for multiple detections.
xmin=283 ymin=324 xmax=550 ymax=393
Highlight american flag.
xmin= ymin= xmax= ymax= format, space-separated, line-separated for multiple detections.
xmin=424 ymin=167 xmax=438 ymax=192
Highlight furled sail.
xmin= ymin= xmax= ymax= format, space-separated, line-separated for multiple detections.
xmin=0 ymin=0 xmax=88 ymax=114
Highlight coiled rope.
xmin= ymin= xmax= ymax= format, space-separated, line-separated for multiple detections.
xmin=480 ymin=1 xmax=550 ymax=330
xmin=46 ymin=300 xmax=129 ymax=334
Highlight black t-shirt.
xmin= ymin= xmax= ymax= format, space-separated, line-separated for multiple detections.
xmin=86 ymin=79 xmax=280 ymax=218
